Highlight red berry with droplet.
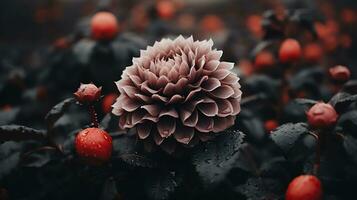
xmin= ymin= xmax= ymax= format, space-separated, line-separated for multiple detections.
xmin=306 ymin=102 xmax=338 ymax=129
xmin=286 ymin=175 xmax=322 ymax=200
xmin=279 ymin=38 xmax=302 ymax=63
xmin=75 ymin=128 xmax=112 ymax=165
xmin=329 ymin=65 xmax=351 ymax=83
xmin=91 ymin=12 xmax=119 ymax=41
xmin=74 ymin=83 xmax=102 ymax=104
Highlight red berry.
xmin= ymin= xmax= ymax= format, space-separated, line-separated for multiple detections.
xmin=306 ymin=102 xmax=338 ymax=129
xmin=200 ymin=15 xmax=224 ymax=33
xmin=264 ymin=120 xmax=279 ymax=133
xmin=74 ymin=83 xmax=102 ymax=104
xmin=286 ymin=175 xmax=322 ymax=200
xmin=75 ymin=128 xmax=112 ymax=165
xmin=303 ymin=43 xmax=323 ymax=63
xmin=279 ymin=39 xmax=302 ymax=63
xmin=329 ymin=65 xmax=351 ymax=82
xmin=156 ymin=0 xmax=175 ymax=20
xmin=254 ymin=51 xmax=275 ymax=70
xmin=102 ymin=93 xmax=118 ymax=113
xmin=53 ymin=37 xmax=70 ymax=49
xmin=91 ymin=12 xmax=119 ymax=41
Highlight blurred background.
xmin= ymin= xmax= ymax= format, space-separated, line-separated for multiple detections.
xmin=0 ymin=0 xmax=357 ymax=128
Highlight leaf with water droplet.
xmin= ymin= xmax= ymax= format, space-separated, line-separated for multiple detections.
xmin=192 ymin=130 xmax=245 ymax=187
xmin=270 ymin=123 xmax=316 ymax=162
xmin=235 ymin=177 xmax=284 ymax=200
xmin=0 ymin=125 xmax=46 ymax=143
xmin=119 ymin=153 xmax=158 ymax=168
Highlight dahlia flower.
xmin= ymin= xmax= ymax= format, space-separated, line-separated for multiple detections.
xmin=112 ymin=36 xmax=241 ymax=145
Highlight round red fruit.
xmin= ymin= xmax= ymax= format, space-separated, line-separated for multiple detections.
xmin=286 ymin=175 xmax=322 ymax=200
xmin=156 ymin=0 xmax=175 ymax=20
xmin=279 ymin=38 xmax=302 ymax=63
xmin=329 ymin=65 xmax=351 ymax=82
xmin=75 ymin=128 xmax=112 ymax=165
xmin=102 ymin=93 xmax=118 ymax=113
xmin=91 ymin=12 xmax=119 ymax=41
xmin=74 ymin=83 xmax=102 ymax=104
xmin=254 ymin=51 xmax=275 ymax=70
xmin=264 ymin=119 xmax=279 ymax=133
xmin=306 ymin=102 xmax=338 ymax=129
xmin=303 ymin=43 xmax=323 ymax=63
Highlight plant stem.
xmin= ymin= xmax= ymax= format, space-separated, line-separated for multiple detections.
xmin=313 ymin=131 xmax=321 ymax=175
xmin=88 ymin=105 xmax=99 ymax=128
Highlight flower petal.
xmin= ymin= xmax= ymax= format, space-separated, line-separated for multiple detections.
xmin=182 ymin=109 xmax=198 ymax=127
xmin=216 ymin=99 xmax=234 ymax=117
xmin=174 ymin=124 xmax=195 ymax=144
xmin=210 ymin=85 xmax=235 ymax=99
xmin=157 ymin=116 xmax=176 ymax=138
xmin=197 ymin=102 xmax=219 ymax=117
xmin=137 ymin=122 xmax=152 ymax=139
xmin=201 ymin=78 xmax=221 ymax=91
xmin=141 ymin=104 xmax=161 ymax=116
xmin=196 ymin=115 xmax=214 ymax=132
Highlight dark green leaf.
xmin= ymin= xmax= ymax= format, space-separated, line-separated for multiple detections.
xmin=270 ymin=123 xmax=316 ymax=162
xmin=293 ymin=98 xmax=318 ymax=107
xmin=270 ymin=123 xmax=309 ymax=153
xmin=144 ymin=170 xmax=179 ymax=200
xmin=0 ymin=142 xmax=22 ymax=179
xmin=21 ymin=146 xmax=57 ymax=168
xmin=192 ymin=130 xmax=245 ymax=187
xmin=235 ymin=178 xmax=284 ymax=200
xmin=0 ymin=125 xmax=46 ymax=143
xmin=329 ymin=92 xmax=357 ymax=113
xmin=119 ymin=153 xmax=157 ymax=168
xmin=343 ymin=135 xmax=357 ymax=164
xmin=45 ymin=98 xmax=75 ymax=130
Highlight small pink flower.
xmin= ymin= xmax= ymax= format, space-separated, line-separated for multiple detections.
xmin=112 ymin=36 xmax=242 ymax=145
xmin=74 ymin=83 xmax=102 ymax=104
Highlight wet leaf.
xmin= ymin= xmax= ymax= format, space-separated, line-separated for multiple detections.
xmin=192 ymin=130 xmax=245 ymax=187
xmin=119 ymin=153 xmax=158 ymax=168
xmin=0 ymin=142 xmax=22 ymax=179
xmin=112 ymin=134 xmax=138 ymax=156
xmin=293 ymin=98 xmax=318 ymax=107
xmin=343 ymin=135 xmax=357 ymax=164
xmin=270 ymin=123 xmax=315 ymax=162
xmin=235 ymin=177 xmax=284 ymax=200
xmin=335 ymin=110 xmax=357 ymax=137
xmin=270 ymin=123 xmax=309 ymax=153
xmin=45 ymin=98 xmax=75 ymax=130
xmin=0 ymin=125 xmax=46 ymax=143
xmin=329 ymin=92 xmax=357 ymax=113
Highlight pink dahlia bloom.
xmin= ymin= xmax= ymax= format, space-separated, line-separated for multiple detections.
xmin=112 ymin=36 xmax=242 ymax=145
